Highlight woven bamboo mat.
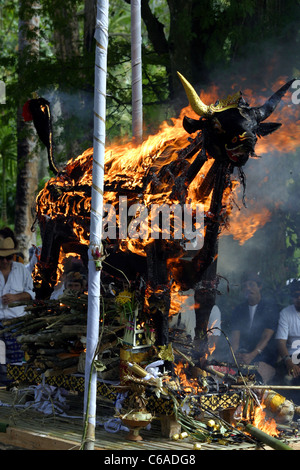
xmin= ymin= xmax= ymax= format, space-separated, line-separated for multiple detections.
xmin=0 ymin=390 xmax=298 ymax=450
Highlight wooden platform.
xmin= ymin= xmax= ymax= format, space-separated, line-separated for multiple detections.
xmin=0 ymin=390 xmax=299 ymax=451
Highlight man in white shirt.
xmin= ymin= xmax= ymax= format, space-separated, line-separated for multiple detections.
xmin=0 ymin=235 xmax=35 ymax=365
xmin=0 ymin=261 xmax=35 ymax=320
xmin=276 ymin=280 xmax=300 ymax=382
xmin=169 ymin=289 xmax=222 ymax=358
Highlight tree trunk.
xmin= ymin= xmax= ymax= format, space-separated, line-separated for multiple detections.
xmin=131 ymin=0 xmax=143 ymax=143
xmin=84 ymin=0 xmax=97 ymax=54
xmin=15 ymin=115 xmax=39 ymax=261
xmin=50 ymin=2 xmax=82 ymax=158
xmin=52 ymin=5 xmax=80 ymax=62
xmin=15 ymin=1 xmax=40 ymax=262
xmin=140 ymin=0 xmax=213 ymax=113
xmin=166 ymin=0 xmax=194 ymax=99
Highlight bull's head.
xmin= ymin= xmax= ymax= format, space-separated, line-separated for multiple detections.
xmin=178 ymin=72 xmax=296 ymax=167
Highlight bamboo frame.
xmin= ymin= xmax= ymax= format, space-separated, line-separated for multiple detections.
xmin=131 ymin=0 xmax=143 ymax=143
xmin=83 ymin=0 xmax=109 ymax=451
xmin=232 ymin=385 xmax=300 ymax=390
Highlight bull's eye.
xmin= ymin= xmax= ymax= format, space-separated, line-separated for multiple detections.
xmin=213 ymin=119 xmax=224 ymax=133
xmin=232 ymin=136 xmax=238 ymax=143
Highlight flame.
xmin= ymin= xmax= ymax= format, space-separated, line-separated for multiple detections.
xmin=225 ymin=202 xmax=272 ymax=245
xmin=173 ymin=361 xmax=202 ymax=394
xmin=207 ymin=342 xmax=216 ymax=357
xmin=169 ymin=281 xmax=193 ymax=317
xmin=222 ymin=77 xmax=300 ymax=245
xmin=237 ymin=397 xmax=279 ymax=437
xmin=252 ymin=402 xmax=279 ymax=437
xmin=35 ymin=77 xmax=300 ymax=289
xmin=56 ymin=251 xmax=82 ymax=285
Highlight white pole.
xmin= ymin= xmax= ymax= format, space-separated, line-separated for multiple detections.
xmin=83 ymin=0 xmax=109 ymax=450
xmin=131 ymin=0 xmax=143 ymax=143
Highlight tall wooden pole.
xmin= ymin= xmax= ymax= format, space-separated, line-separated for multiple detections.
xmin=83 ymin=0 xmax=109 ymax=450
xmin=131 ymin=0 xmax=143 ymax=143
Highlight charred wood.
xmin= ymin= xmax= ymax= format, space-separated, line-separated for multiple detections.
xmin=146 ymin=240 xmax=170 ymax=347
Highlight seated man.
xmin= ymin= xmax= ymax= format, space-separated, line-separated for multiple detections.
xmin=231 ymin=272 xmax=279 ymax=383
xmin=51 ymin=256 xmax=87 ymax=299
xmin=275 ymin=280 xmax=300 ymax=384
xmin=63 ymin=271 xmax=87 ymax=296
xmin=0 ymin=230 xmax=35 ymax=373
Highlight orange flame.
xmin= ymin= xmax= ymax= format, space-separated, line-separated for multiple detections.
xmin=35 ymin=77 xmax=300 ymax=285
xmin=225 ymin=203 xmax=272 ymax=245
xmin=237 ymin=397 xmax=279 ymax=437
xmin=173 ymin=361 xmax=202 ymax=394
xmin=252 ymin=401 xmax=279 ymax=437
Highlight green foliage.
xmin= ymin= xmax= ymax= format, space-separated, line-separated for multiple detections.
xmin=0 ymin=0 xmax=299 ymax=285
xmin=0 ymin=112 xmax=17 ymax=224
xmin=285 ymin=157 xmax=300 ymax=278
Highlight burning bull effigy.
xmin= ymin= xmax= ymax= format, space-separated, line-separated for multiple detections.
xmin=24 ymin=74 xmax=295 ymax=346
xmin=8 ymin=75 xmax=300 ymax=448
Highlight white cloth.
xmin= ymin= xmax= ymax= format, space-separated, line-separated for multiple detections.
xmin=169 ymin=289 xmax=221 ymax=339
xmin=248 ymin=304 xmax=258 ymax=328
xmin=0 ymin=340 xmax=5 ymax=364
xmin=25 ymin=245 xmax=41 ymax=273
xmin=275 ymin=304 xmax=300 ymax=355
xmin=50 ymin=282 xmax=65 ymax=299
xmin=208 ymin=305 xmax=221 ymax=336
xmin=0 ymin=262 xmax=35 ymax=320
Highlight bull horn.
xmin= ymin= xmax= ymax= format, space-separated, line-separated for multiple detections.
xmin=255 ymin=79 xmax=296 ymax=122
xmin=177 ymin=71 xmax=210 ymax=117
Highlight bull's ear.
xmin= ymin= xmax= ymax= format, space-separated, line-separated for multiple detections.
xmin=257 ymin=122 xmax=282 ymax=137
xmin=183 ymin=116 xmax=203 ymax=134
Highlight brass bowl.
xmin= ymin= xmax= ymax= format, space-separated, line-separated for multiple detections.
xmin=121 ymin=411 xmax=152 ymax=441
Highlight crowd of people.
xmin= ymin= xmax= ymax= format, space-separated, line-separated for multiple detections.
xmin=0 ymin=225 xmax=300 ymax=394
xmin=0 ymin=227 xmax=87 ymax=374
xmin=171 ymin=271 xmax=300 ymax=392
xmin=229 ymin=272 xmax=300 ymax=389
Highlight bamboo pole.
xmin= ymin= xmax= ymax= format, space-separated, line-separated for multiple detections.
xmin=131 ymin=0 xmax=143 ymax=143
xmin=245 ymin=423 xmax=293 ymax=450
xmin=83 ymin=0 xmax=109 ymax=451
xmin=232 ymin=385 xmax=300 ymax=390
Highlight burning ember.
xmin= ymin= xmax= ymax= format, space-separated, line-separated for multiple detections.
xmin=252 ymin=401 xmax=279 ymax=437
xmin=4 ymin=75 xmax=297 ymax=451
xmin=34 ymin=76 xmax=300 ymax=256
xmin=235 ymin=396 xmax=279 ymax=437
xmin=173 ymin=361 xmax=203 ymax=394
xmin=23 ymin=74 xmax=299 ymax=356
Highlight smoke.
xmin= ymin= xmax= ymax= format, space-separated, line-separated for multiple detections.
xmin=207 ymin=39 xmax=300 ymax=312
xmin=39 ymin=86 xmax=94 ymax=163
xmin=169 ymin=33 xmax=299 ymax=327
xmin=218 ymin=149 xmax=298 ymax=273
xmin=37 ymin=34 xmax=299 ymax=308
